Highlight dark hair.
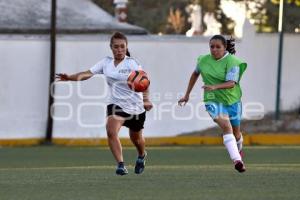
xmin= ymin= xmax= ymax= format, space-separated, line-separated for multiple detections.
xmin=210 ymin=35 xmax=236 ymax=55
xmin=110 ymin=31 xmax=131 ymax=57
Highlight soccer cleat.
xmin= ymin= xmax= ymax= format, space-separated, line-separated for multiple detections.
xmin=134 ymin=151 xmax=147 ymax=174
xmin=116 ymin=162 xmax=128 ymax=176
xmin=234 ymin=160 xmax=246 ymax=173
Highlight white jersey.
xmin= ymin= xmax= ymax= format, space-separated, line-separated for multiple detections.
xmin=90 ymin=56 xmax=145 ymax=115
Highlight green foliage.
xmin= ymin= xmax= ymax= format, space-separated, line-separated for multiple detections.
xmin=126 ymin=0 xmax=190 ymax=34
xmin=282 ymin=1 xmax=300 ymax=32
xmin=199 ymin=0 xmax=235 ymax=35
xmin=246 ymin=0 xmax=300 ymax=33
xmin=91 ymin=0 xmax=114 ymax=15
xmin=92 ymin=0 xmax=300 ymax=34
xmin=92 ymin=0 xmax=191 ymax=34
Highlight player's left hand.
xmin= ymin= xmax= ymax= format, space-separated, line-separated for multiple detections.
xmin=143 ymin=100 xmax=153 ymax=111
xmin=56 ymin=73 xmax=70 ymax=81
xmin=202 ymin=85 xmax=217 ymax=91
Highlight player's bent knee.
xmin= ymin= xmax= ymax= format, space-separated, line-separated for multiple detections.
xmin=220 ymin=124 xmax=233 ymax=133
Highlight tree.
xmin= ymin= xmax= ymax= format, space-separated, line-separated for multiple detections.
xmin=92 ymin=0 xmax=190 ymax=34
xmin=92 ymin=0 xmax=300 ymax=34
xmin=126 ymin=0 xmax=190 ymax=34
xmin=167 ymin=7 xmax=186 ymax=34
xmin=92 ymin=0 xmax=114 ymax=14
xmin=246 ymin=0 xmax=300 ymax=33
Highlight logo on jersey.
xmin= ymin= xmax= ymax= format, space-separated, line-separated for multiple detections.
xmin=119 ymin=69 xmax=131 ymax=74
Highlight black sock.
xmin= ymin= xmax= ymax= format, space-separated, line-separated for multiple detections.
xmin=118 ymin=162 xmax=124 ymax=167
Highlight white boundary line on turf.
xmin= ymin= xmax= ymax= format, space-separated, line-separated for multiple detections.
xmin=0 ymin=164 xmax=300 ymax=171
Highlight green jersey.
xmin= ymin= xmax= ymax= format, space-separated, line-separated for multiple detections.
xmin=196 ymin=53 xmax=247 ymax=105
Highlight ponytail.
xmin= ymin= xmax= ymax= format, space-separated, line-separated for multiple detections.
xmin=126 ymin=49 xmax=130 ymax=57
xmin=226 ymin=36 xmax=236 ymax=55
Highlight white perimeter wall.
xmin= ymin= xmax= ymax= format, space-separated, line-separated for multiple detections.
xmin=0 ymin=23 xmax=299 ymax=139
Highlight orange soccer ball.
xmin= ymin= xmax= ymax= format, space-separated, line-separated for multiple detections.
xmin=127 ymin=70 xmax=150 ymax=92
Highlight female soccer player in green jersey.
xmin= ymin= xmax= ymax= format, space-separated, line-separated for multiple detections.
xmin=178 ymin=35 xmax=247 ymax=173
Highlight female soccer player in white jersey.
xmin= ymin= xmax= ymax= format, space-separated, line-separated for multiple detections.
xmin=178 ymin=35 xmax=247 ymax=173
xmin=56 ymin=32 xmax=153 ymax=176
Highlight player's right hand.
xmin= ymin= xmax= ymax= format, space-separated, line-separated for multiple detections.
xmin=178 ymin=95 xmax=189 ymax=106
xmin=56 ymin=73 xmax=69 ymax=81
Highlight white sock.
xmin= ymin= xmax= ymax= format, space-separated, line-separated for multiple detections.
xmin=236 ymin=134 xmax=243 ymax=152
xmin=223 ymin=134 xmax=241 ymax=162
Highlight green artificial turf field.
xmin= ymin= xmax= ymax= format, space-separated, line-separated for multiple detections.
xmin=0 ymin=146 xmax=299 ymax=200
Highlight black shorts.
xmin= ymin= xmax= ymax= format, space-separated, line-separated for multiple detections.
xmin=106 ymin=104 xmax=146 ymax=132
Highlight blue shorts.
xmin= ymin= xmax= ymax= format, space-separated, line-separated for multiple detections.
xmin=205 ymin=101 xmax=242 ymax=126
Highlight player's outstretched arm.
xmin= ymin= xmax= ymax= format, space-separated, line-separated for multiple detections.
xmin=178 ymin=71 xmax=199 ymax=106
xmin=56 ymin=70 xmax=94 ymax=81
